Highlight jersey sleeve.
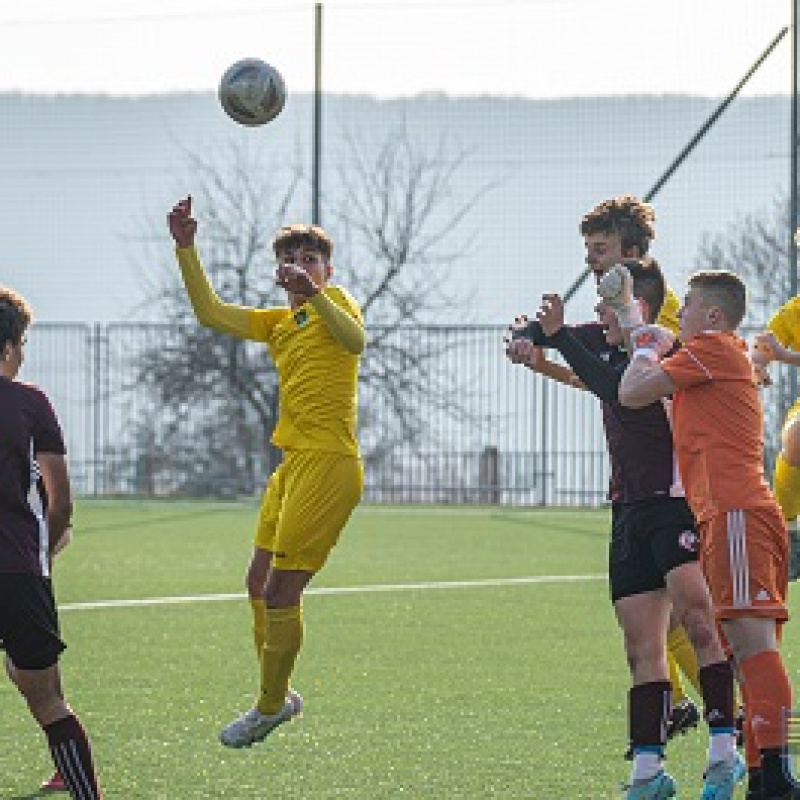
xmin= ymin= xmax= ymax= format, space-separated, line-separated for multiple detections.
xmin=30 ymin=387 xmax=66 ymax=455
xmin=659 ymin=337 xmax=715 ymax=390
xmin=767 ymin=295 xmax=800 ymax=350
xmin=326 ymin=286 xmax=364 ymax=325
xmin=176 ymin=246 xmax=258 ymax=340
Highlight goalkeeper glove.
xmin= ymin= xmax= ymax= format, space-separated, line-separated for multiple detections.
xmin=597 ymin=264 xmax=644 ymax=329
xmin=629 ymin=324 xmax=675 ymax=362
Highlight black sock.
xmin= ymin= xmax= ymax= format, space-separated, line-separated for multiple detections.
xmin=44 ymin=714 xmax=102 ymax=799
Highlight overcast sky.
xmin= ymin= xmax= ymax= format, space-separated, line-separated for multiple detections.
xmin=0 ymin=0 xmax=792 ymax=98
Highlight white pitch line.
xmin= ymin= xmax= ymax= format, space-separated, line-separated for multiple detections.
xmin=59 ymin=574 xmax=605 ymax=612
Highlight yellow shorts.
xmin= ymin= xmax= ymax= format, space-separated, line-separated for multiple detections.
xmin=254 ymin=449 xmax=363 ymax=573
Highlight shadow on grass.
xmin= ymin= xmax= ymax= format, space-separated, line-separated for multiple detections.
xmin=489 ymin=509 xmax=610 ymax=539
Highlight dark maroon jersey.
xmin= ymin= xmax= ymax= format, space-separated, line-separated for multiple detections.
xmin=570 ymin=322 xmax=681 ymax=504
xmin=0 ymin=377 xmax=66 ymax=576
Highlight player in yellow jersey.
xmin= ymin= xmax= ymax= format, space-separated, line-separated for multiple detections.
xmin=522 ymin=195 xmax=702 ymax=743
xmin=752 ymin=293 xmax=800 ymax=581
xmin=167 ymin=196 xmax=365 ymax=748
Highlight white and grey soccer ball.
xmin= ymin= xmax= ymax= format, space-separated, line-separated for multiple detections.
xmin=218 ymin=58 xmax=286 ymax=127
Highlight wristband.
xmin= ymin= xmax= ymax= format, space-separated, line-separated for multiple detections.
xmin=632 ymin=347 xmax=659 ymax=363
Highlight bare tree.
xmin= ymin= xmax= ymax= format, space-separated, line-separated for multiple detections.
xmin=123 ymin=127 xmax=492 ymax=495
xmin=328 ymin=126 xmax=492 ymax=466
xmin=694 ymin=194 xmax=793 ymax=469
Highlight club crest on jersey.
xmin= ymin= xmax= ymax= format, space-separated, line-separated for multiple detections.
xmin=293 ymin=309 xmax=309 ymax=327
xmin=678 ymin=529 xmax=698 ymax=552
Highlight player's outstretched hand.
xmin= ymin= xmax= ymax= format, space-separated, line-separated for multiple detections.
xmin=167 ymin=196 xmax=197 ymax=248
xmin=752 ymin=332 xmax=778 ymax=366
xmin=505 ymin=337 xmax=538 ymax=367
xmin=597 ymin=264 xmax=644 ymax=329
xmin=536 ymin=293 xmax=564 ymax=337
xmin=629 ymin=324 xmax=675 ymax=362
xmin=597 ymin=263 xmax=632 ymax=304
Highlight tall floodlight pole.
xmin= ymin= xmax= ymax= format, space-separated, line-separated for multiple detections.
xmin=312 ymin=3 xmax=323 ymax=226
xmin=562 ymin=27 xmax=787 ymax=305
xmin=791 ymin=1 xmax=798 ymax=403
xmin=792 ymin=1 xmax=799 ymax=299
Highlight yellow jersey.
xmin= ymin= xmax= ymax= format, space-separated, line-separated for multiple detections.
xmin=176 ymin=246 xmax=363 ymax=457
xmin=657 ymin=285 xmax=681 ymax=336
xmin=251 ymin=289 xmax=362 ymax=456
xmin=767 ymin=295 xmax=800 ymax=350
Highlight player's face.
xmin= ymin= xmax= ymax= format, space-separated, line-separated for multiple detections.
xmin=595 ymin=301 xmax=623 ymax=345
xmin=1 ymin=334 xmax=25 ymax=378
xmin=584 ymin=232 xmax=626 ymax=283
xmin=277 ymin=246 xmax=331 ymax=285
xmin=678 ymin=289 xmax=711 ymax=342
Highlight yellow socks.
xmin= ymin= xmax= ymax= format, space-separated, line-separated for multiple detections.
xmin=667 ymin=650 xmax=686 ymax=704
xmin=250 ymin=595 xmax=267 ymax=659
xmin=257 ymin=604 xmax=304 ymax=716
xmin=774 ymin=454 xmax=800 ymax=521
xmin=667 ymin=625 xmax=700 ymax=697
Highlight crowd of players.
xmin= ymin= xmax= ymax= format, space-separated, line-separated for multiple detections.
xmin=2 ymin=193 xmax=800 ymax=799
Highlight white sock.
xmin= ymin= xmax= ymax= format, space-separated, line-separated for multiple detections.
xmin=708 ymin=730 xmax=736 ymax=764
xmin=631 ymin=750 xmax=662 ymax=783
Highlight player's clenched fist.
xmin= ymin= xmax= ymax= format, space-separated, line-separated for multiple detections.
xmin=629 ymin=324 xmax=675 ymax=362
xmin=167 ymin=195 xmax=197 ymax=249
xmin=505 ymin=337 xmax=538 ymax=367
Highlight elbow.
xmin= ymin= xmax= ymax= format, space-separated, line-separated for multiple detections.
xmin=348 ymin=329 xmax=367 ymax=355
xmin=50 ymin=496 xmax=73 ymax=525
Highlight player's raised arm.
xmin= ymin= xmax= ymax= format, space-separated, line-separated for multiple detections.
xmin=167 ymin=196 xmax=253 ymax=340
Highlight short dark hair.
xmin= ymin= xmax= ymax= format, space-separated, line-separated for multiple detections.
xmin=623 ymin=257 xmax=666 ymax=324
xmin=580 ymin=195 xmax=656 ymax=256
xmin=272 ymin=224 xmax=333 ymax=260
xmin=0 ymin=286 xmax=32 ymax=350
xmin=687 ymin=270 xmax=746 ymax=329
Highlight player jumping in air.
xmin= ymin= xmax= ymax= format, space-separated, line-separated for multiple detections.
xmin=168 ymin=196 xmax=365 ymax=749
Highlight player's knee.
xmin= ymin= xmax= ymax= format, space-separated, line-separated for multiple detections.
xmin=624 ymin=635 xmax=663 ymax=674
xmin=245 ymin=571 xmax=264 ymax=597
xmin=679 ymin=606 xmax=716 ymax=651
xmin=19 ymin=681 xmax=68 ymax=727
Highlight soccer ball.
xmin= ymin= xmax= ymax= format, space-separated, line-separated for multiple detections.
xmin=218 ymin=58 xmax=286 ymax=127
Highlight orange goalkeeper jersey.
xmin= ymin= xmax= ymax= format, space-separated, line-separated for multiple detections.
xmin=659 ymin=331 xmax=776 ymax=523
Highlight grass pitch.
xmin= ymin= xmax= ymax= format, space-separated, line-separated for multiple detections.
xmin=1 ymin=501 xmax=798 ymax=798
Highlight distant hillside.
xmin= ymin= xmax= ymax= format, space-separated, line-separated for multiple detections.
xmin=0 ymin=91 xmax=789 ymax=325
